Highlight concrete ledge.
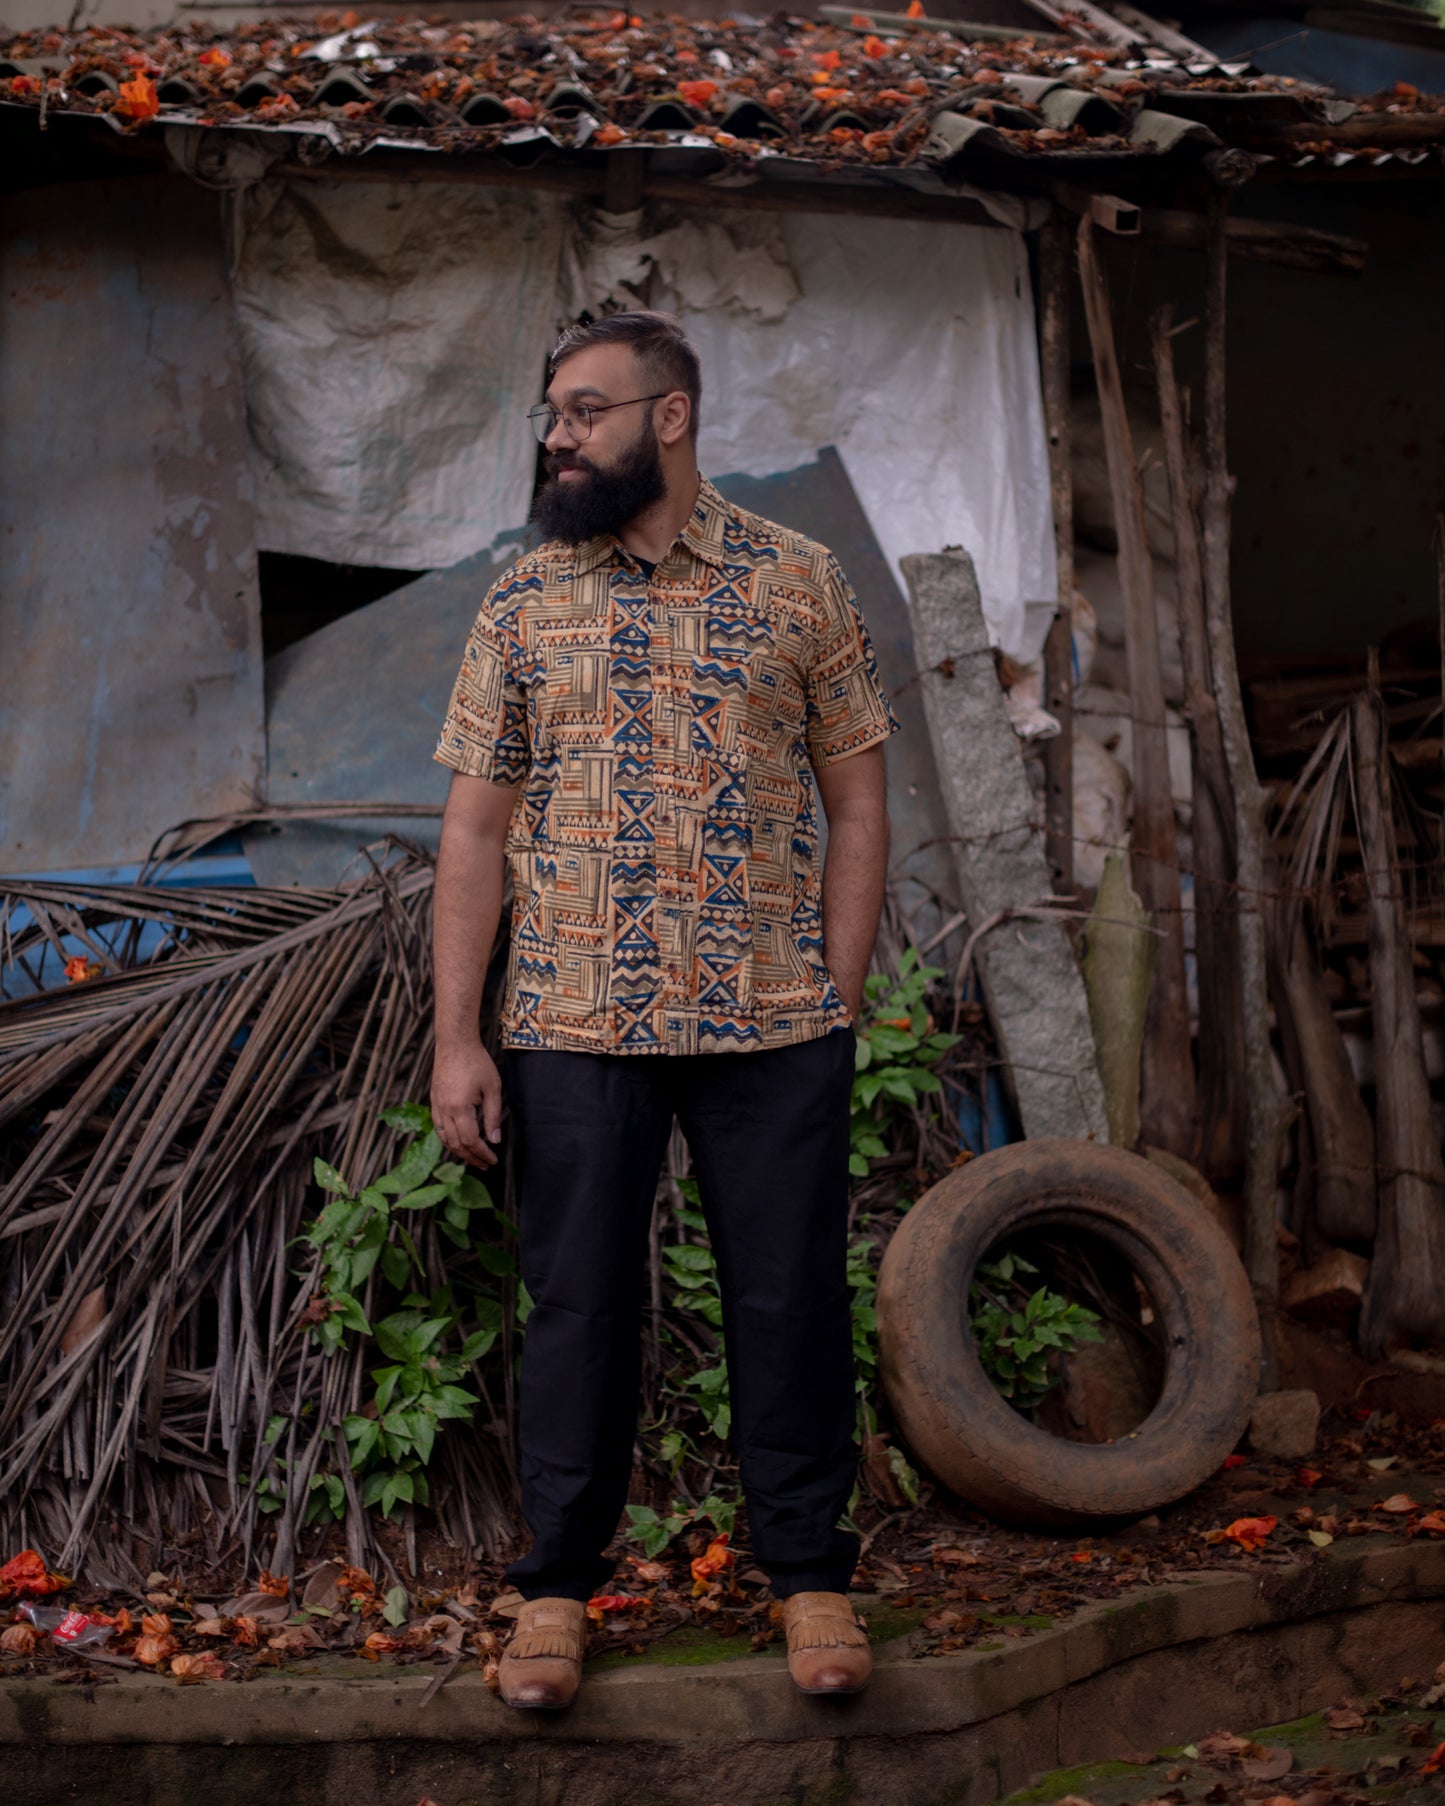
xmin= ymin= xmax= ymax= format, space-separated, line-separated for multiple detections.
xmin=5 ymin=1538 xmax=1445 ymax=1805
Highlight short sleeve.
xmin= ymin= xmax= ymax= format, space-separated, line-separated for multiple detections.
xmin=434 ymin=574 xmax=531 ymax=784
xmin=804 ymin=558 xmax=901 ymax=767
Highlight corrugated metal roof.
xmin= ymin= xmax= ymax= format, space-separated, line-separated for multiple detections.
xmin=3 ymin=9 xmax=1442 ymax=180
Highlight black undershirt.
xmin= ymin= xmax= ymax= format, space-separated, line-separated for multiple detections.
xmin=635 ymin=558 xmax=656 ymax=581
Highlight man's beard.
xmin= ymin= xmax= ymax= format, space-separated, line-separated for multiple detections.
xmin=533 ymin=421 xmax=667 ymax=546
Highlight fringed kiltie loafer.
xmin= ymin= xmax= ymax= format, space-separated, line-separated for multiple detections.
xmin=498 ymin=1596 xmax=587 ymax=1709
xmin=781 ymin=1591 xmax=872 ymax=1695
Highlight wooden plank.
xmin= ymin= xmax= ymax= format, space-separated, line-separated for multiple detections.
xmin=1199 ymin=197 xmax=1286 ymax=1387
xmin=1075 ymin=215 xmax=1198 ymax=1157
xmin=1040 ymin=213 xmax=1075 ymax=894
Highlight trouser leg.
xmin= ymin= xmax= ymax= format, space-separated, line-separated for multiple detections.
xmin=504 ymin=1050 xmax=672 ymax=1602
xmin=675 ymin=1029 xmax=860 ymax=1597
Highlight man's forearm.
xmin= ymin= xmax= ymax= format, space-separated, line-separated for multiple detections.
xmin=433 ymin=816 xmax=507 ymax=1052
xmin=821 ymin=812 xmax=889 ymax=1022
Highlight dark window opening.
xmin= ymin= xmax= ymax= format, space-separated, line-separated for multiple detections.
xmin=258 ymin=552 xmax=428 ymax=658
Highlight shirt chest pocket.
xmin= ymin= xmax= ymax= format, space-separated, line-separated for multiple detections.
xmin=535 ymin=624 xmax=612 ymax=729
xmin=688 ymin=609 xmax=801 ymax=757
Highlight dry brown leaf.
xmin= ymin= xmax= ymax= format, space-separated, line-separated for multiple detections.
xmin=190 ymin=1617 xmax=228 ymax=1637
xmin=266 ymin=1624 xmax=322 ymax=1654
xmin=481 ymin=1654 xmax=502 ymax=1695
xmin=1324 ymin=1701 xmax=1366 ymax=1730
xmin=489 ymin=1588 xmax=525 ymax=1619
xmin=0 ymin=1623 xmax=39 ymax=1655
xmin=417 ymin=1613 xmax=465 ymax=1656
xmin=59 ymin=1285 xmax=107 ymax=1357
xmin=219 ymin=1591 xmax=290 ymax=1623
xmin=170 ymin=1651 xmax=226 ymax=1681
xmin=1376 ymin=1494 xmax=1420 ymax=1514
xmin=1197 ymin=1730 xmax=1253 ymax=1760
xmin=301 ymin=1562 xmax=343 ymax=1612
xmin=1240 ymin=1746 xmax=1293 ymax=1781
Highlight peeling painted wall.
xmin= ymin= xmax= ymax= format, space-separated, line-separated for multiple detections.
xmin=0 ymin=174 xmax=264 ymax=873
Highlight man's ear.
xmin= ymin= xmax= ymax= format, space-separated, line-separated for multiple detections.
xmin=656 ymin=391 xmax=692 ymax=448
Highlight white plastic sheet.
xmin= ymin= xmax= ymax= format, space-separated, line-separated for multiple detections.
xmin=644 ymin=211 xmax=1058 ymax=659
xmin=230 ymin=178 xmax=566 ymax=568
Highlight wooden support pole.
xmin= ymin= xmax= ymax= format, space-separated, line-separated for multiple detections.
xmin=1040 ymin=213 xmax=1075 ymax=896
xmin=1199 ymin=197 xmax=1285 ymax=1387
xmin=1075 ymin=216 xmax=1197 ymax=1157
xmin=1150 ymin=304 xmax=1247 ymax=1184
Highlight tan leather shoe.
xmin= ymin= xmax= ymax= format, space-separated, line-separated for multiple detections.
xmin=498 ymin=1596 xmax=586 ymax=1710
xmin=781 ymin=1591 xmax=872 ymax=1695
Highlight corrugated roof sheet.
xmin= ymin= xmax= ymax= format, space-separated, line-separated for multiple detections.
xmin=3 ymin=9 xmax=1443 ymax=179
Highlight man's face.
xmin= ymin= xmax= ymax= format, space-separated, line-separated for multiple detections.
xmin=532 ymin=342 xmax=668 ymax=546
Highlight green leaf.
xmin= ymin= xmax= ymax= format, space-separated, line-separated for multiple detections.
xmin=664 ymin=1244 xmax=715 ymax=1272
xmin=332 ymin=1293 xmax=371 ymax=1336
xmin=379 ymin=1103 xmax=432 ymax=1135
xmin=343 ymin=1416 xmax=380 ymax=1467
xmin=396 ymin=1183 xmax=450 ymax=1211
xmin=374 ymin=1131 xmax=444 ymax=1197
xmin=853 ymin=1036 xmax=874 ymax=1071
xmin=848 ymin=1152 xmax=869 ymax=1177
xmin=263 ymin=1414 xmax=288 ymax=1448
xmin=379 ymin=1243 xmax=410 ymax=1290
xmin=474 ymin=1242 xmax=517 ymax=1277
xmin=313 ymin=1157 xmax=351 ymax=1195
xmin=382 ymin=1583 xmax=410 ymax=1625
xmin=625 ymin=1504 xmax=660 ymax=1527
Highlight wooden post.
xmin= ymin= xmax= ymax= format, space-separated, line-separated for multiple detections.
xmin=1356 ymin=657 xmax=1445 ymax=1355
xmin=1150 ymin=305 xmax=1247 ymax=1184
xmin=1199 ymin=198 xmax=1284 ymax=1387
xmin=1040 ymin=213 xmax=1075 ymax=895
xmin=1075 ymin=217 xmax=1197 ymax=1157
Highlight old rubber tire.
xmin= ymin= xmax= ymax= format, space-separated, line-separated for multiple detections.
xmin=876 ymin=1139 xmax=1260 ymax=1525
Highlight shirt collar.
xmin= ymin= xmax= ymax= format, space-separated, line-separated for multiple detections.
xmin=574 ymin=475 xmax=730 ymax=577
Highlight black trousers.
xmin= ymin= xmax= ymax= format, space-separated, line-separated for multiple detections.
xmin=503 ymin=1029 xmax=860 ymax=1603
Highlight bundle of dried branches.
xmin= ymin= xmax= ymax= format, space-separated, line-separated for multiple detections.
xmin=0 ymin=846 xmax=519 ymax=1586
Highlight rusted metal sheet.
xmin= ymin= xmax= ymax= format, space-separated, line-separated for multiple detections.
xmin=0 ymin=175 xmax=264 ymax=875
xmin=248 ymin=451 xmax=953 ymax=901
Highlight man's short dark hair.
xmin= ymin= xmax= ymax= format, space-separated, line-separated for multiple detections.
xmin=549 ymin=311 xmax=702 ymax=443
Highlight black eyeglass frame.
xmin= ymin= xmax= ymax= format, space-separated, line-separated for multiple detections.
xmin=526 ymin=392 xmax=672 ymax=445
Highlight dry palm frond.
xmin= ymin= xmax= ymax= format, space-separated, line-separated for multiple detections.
xmin=0 ymin=843 xmax=517 ymax=1583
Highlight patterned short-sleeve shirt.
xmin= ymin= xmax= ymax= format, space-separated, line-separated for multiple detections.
xmin=435 ymin=475 xmax=899 ymax=1056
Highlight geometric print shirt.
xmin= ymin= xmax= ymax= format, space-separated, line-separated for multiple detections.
xmin=434 ymin=475 xmax=900 ymax=1056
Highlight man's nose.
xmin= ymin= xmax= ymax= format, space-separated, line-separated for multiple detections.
xmin=545 ymin=411 xmax=578 ymax=451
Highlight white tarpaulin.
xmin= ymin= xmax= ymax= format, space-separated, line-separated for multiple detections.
xmin=230 ymin=178 xmax=565 ymax=568
xmin=640 ymin=211 xmax=1057 ymax=660
xmin=228 ymin=180 xmax=1055 ymax=655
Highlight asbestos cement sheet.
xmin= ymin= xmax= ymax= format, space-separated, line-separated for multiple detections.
xmin=242 ymin=536 xmax=522 ymax=888
xmin=0 ymin=175 xmax=264 ymax=875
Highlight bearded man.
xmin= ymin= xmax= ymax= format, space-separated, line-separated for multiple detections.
xmin=432 ymin=312 xmax=897 ymax=1710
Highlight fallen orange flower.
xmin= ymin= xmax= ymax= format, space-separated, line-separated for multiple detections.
xmin=135 ymin=1632 xmax=179 ymax=1665
xmin=1069 ymin=1550 xmax=1093 ymax=1563
xmin=1295 ymin=1466 xmax=1323 ymax=1488
xmin=1422 ymin=1740 xmax=1445 ymax=1775
xmin=140 ymin=1612 xmax=173 ymax=1637
xmin=337 ymin=1565 xmax=376 ymax=1600
xmin=812 ymin=48 xmax=842 ymax=70
xmin=171 ymin=1651 xmax=226 ymax=1681
xmin=1375 ymin=1494 xmax=1420 ymax=1514
xmin=586 ymin=1592 xmax=643 ymax=1624
xmin=1409 ymin=1510 xmax=1445 ymax=1537
xmin=198 ymin=47 xmax=231 ymax=68
xmin=690 ymin=1532 xmax=734 ymax=1594
xmin=906 ymin=0 xmax=925 ymax=15
xmin=1222 ymin=1515 xmax=1278 ymax=1552
xmin=678 ymin=79 xmax=718 ymax=108
xmin=863 ymin=35 xmax=889 ymax=58
xmin=363 ymin=1631 xmax=400 ymax=1655
xmin=0 ymin=1550 xmax=67 ymax=1597
xmin=115 ymin=74 xmax=160 ymax=125
xmin=256 ymin=1569 xmax=289 ymax=1597
xmin=0 ymin=1623 xmax=38 ymax=1655
xmin=1221 ymin=1453 xmax=1246 ymax=1470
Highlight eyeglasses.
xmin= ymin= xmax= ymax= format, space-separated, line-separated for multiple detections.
xmin=526 ymin=393 xmax=670 ymax=445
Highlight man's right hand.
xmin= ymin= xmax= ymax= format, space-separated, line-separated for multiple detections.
xmin=432 ymin=1040 xmax=504 ymax=1168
